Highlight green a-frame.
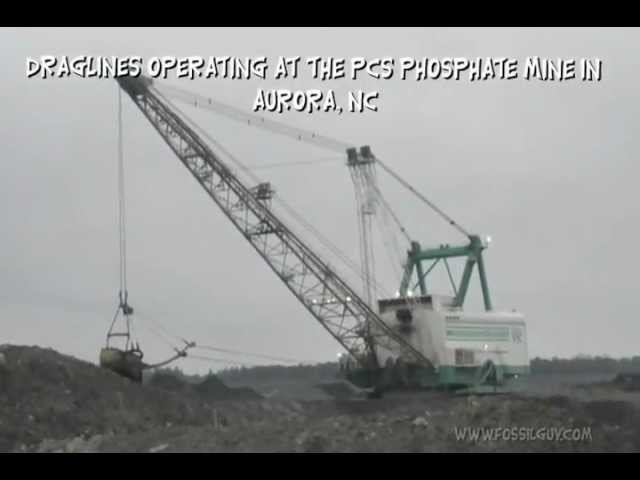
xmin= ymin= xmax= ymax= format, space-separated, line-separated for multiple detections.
xmin=399 ymin=234 xmax=493 ymax=311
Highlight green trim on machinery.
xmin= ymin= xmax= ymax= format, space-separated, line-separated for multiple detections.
xmin=399 ymin=234 xmax=493 ymax=310
xmin=344 ymin=363 xmax=530 ymax=392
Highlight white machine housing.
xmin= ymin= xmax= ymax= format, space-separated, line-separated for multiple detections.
xmin=373 ymin=294 xmax=529 ymax=373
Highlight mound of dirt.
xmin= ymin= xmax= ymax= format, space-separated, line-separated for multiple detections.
xmin=0 ymin=345 xmax=248 ymax=452
xmin=194 ymin=376 xmax=262 ymax=401
xmin=193 ymin=375 xmax=229 ymax=395
xmin=612 ymin=373 xmax=640 ymax=392
xmin=146 ymin=370 xmax=263 ymax=401
xmin=3 ymin=344 xmax=640 ymax=453
xmin=146 ymin=372 xmax=192 ymax=393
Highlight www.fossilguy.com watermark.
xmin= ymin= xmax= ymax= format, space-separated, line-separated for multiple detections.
xmin=454 ymin=426 xmax=593 ymax=443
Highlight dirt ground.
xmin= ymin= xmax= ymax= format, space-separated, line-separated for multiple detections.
xmin=1 ymin=344 xmax=639 ymax=453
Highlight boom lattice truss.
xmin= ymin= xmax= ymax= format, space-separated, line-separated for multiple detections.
xmin=117 ymin=76 xmax=431 ymax=369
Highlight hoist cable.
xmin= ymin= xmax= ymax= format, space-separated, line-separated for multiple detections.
xmin=126 ymin=79 xmax=460 ymax=360
xmin=275 ymin=197 xmax=393 ymax=298
xmin=350 ymin=163 xmax=409 ymax=296
xmin=375 ymin=158 xmax=470 ymax=238
xmin=106 ymin=301 xmax=121 ymax=345
xmin=135 ymin=313 xmax=316 ymax=366
xmin=157 ymin=88 xmax=393 ymax=299
xmin=374 ymin=202 xmax=405 ymax=286
xmin=156 ymin=82 xmax=457 ymax=300
xmin=369 ymin=181 xmax=412 ymax=244
xmin=154 ymin=89 xmax=265 ymax=187
xmin=107 ymin=86 xmax=134 ymax=345
xmin=189 ymin=354 xmax=263 ymax=367
xmin=157 ymin=79 xmax=470 ymax=240
xmin=117 ymin=87 xmax=128 ymax=294
xmin=376 ymin=194 xmax=407 ymax=268
xmin=144 ymin=324 xmax=178 ymax=350
xmin=368 ymin=174 xmax=411 ymax=286
xmin=133 ymin=307 xmax=186 ymax=345
xmin=134 ymin=313 xmax=181 ymax=350
xmin=194 ymin=345 xmax=308 ymax=364
xmin=129 ymin=315 xmax=141 ymax=348
xmin=155 ymin=83 xmax=435 ymax=311
xmin=349 ymin=168 xmax=366 ymax=298
xmin=155 ymin=82 xmax=351 ymax=153
xmin=243 ymin=157 xmax=342 ymax=171
xmin=359 ymin=166 xmax=377 ymax=306
xmin=156 ymin=83 xmax=384 ymax=292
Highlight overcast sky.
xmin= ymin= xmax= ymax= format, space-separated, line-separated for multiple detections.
xmin=1 ymin=27 xmax=638 ymax=372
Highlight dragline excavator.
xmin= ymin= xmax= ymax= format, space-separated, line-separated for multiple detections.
xmin=101 ymin=75 xmax=529 ymax=396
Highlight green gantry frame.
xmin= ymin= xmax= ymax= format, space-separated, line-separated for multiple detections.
xmin=399 ymin=234 xmax=493 ymax=311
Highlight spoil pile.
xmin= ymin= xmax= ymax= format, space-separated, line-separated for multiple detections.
xmin=147 ymin=371 xmax=262 ymax=401
xmin=93 ymin=392 xmax=640 ymax=452
xmin=2 ymin=344 xmax=640 ymax=453
xmin=0 ymin=344 xmax=255 ymax=452
xmin=612 ymin=373 xmax=640 ymax=392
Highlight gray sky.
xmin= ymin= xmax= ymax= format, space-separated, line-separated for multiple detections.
xmin=1 ymin=27 xmax=638 ymax=372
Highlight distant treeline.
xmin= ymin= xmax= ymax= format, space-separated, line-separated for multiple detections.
xmin=149 ymin=362 xmax=340 ymax=385
xmin=530 ymin=356 xmax=640 ymax=374
xmin=154 ymin=355 xmax=640 ymax=385
xmin=218 ymin=362 xmax=340 ymax=383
